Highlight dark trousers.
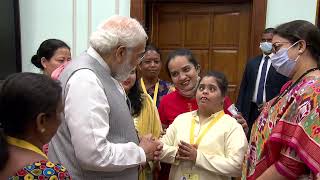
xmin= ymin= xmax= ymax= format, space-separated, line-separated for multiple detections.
xmin=248 ymin=102 xmax=261 ymax=134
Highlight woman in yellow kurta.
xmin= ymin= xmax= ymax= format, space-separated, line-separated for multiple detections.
xmin=159 ymin=71 xmax=248 ymax=180
xmin=121 ymin=68 xmax=162 ymax=180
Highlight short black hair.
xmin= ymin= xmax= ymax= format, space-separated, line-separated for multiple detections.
xmin=263 ymin=28 xmax=275 ymax=34
xmin=1 ymin=72 xmax=62 ymax=136
xmin=165 ymin=48 xmax=199 ymax=77
xmin=200 ymin=71 xmax=228 ymax=96
xmin=0 ymin=73 xmax=62 ymax=170
xmin=145 ymin=44 xmax=160 ymax=55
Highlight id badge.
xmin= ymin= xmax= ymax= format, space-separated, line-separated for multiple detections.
xmin=180 ymin=173 xmax=199 ymax=180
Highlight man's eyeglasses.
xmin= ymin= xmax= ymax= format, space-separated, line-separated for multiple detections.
xmin=125 ymin=47 xmax=145 ymax=63
xmin=138 ymin=53 xmax=145 ymax=63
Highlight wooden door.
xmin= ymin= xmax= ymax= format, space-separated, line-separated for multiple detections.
xmin=149 ymin=3 xmax=250 ymax=102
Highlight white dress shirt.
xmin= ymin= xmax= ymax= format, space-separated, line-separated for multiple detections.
xmin=63 ymin=47 xmax=146 ymax=171
xmin=252 ymin=54 xmax=273 ymax=103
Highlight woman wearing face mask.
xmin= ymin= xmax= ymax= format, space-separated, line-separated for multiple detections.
xmin=237 ymin=28 xmax=290 ymax=134
xmin=242 ymin=20 xmax=320 ymax=179
xmin=159 ymin=71 xmax=248 ymax=180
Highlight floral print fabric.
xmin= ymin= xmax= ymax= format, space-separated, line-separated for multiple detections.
xmin=9 ymin=160 xmax=71 ymax=180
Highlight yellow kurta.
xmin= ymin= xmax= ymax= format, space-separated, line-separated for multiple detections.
xmin=133 ymin=94 xmax=162 ymax=138
xmin=133 ymin=94 xmax=163 ymax=180
xmin=160 ymin=110 xmax=248 ymax=180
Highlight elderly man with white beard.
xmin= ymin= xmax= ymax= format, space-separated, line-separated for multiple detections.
xmin=48 ymin=15 xmax=163 ymax=180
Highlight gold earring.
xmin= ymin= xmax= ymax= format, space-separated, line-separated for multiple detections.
xmin=40 ymin=128 xmax=46 ymax=133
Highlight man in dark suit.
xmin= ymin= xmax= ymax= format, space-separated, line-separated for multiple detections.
xmin=236 ymin=28 xmax=289 ymax=132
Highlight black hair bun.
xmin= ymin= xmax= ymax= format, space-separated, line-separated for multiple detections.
xmin=31 ymin=55 xmax=43 ymax=69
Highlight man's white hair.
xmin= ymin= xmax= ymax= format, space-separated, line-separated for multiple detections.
xmin=89 ymin=15 xmax=148 ymax=56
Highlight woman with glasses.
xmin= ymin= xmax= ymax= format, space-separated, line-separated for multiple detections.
xmin=242 ymin=20 xmax=320 ymax=179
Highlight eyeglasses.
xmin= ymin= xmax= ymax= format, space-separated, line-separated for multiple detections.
xmin=272 ymin=41 xmax=291 ymax=52
xmin=138 ymin=53 xmax=145 ymax=63
xmin=125 ymin=47 xmax=145 ymax=63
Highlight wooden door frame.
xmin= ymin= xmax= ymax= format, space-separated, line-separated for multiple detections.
xmin=130 ymin=0 xmax=267 ymax=58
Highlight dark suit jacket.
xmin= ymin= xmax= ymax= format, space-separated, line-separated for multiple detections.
xmin=236 ymin=55 xmax=289 ymax=123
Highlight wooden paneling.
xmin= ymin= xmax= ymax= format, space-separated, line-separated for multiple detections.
xmin=158 ymin=50 xmax=173 ymax=80
xmin=212 ymin=12 xmax=240 ymax=46
xmin=185 ymin=14 xmax=210 ymax=48
xmin=211 ymin=50 xmax=238 ymax=83
xmin=150 ymin=3 xmax=250 ymax=102
xmin=147 ymin=0 xmax=249 ymax=2
xmin=131 ymin=1 xmax=257 ymax=102
xmin=158 ymin=14 xmax=183 ymax=47
xmin=130 ymin=0 xmax=144 ymax=24
xmin=130 ymin=0 xmax=267 ymax=57
xmin=250 ymin=0 xmax=267 ymax=57
xmin=192 ymin=50 xmax=209 ymax=75
xmin=238 ymin=3 xmax=250 ymax=90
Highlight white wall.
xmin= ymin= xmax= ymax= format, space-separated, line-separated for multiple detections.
xmin=19 ymin=0 xmax=130 ymax=72
xmin=266 ymin=0 xmax=318 ymax=28
xmin=19 ymin=0 xmax=73 ymax=72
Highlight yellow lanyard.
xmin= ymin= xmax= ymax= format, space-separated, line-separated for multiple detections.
xmin=140 ymin=78 xmax=159 ymax=107
xmin=7 ymin=136 xmax=48 ymax=159
xmin=190 ymin=111 xmax=225 ymax=145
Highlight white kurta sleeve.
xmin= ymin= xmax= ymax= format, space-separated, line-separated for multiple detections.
xmin=64 ymin=69 xmax=146 ymax=172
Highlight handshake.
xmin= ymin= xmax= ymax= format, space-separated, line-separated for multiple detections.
xmin=139 ymin=134 xmax=163 ymax=161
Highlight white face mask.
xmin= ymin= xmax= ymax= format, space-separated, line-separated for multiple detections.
xmin=270 ymin=41 xmax=301 ymax=77
xmin=259 ymin=42 xmax=273 ymax=54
